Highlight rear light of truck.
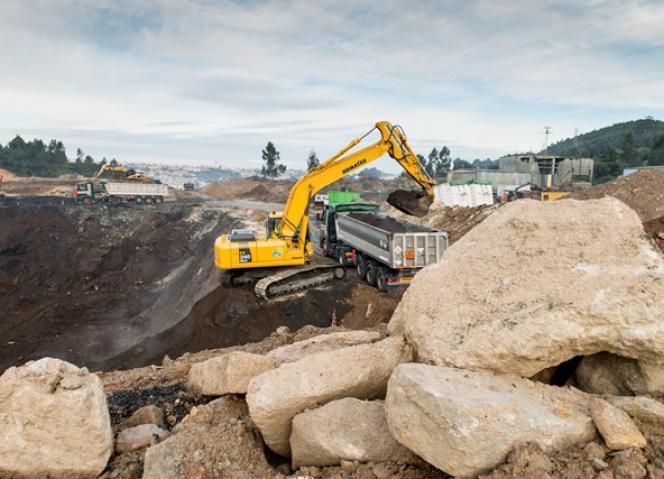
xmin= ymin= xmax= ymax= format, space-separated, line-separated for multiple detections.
xmin=405 ymin=250 xmax=415 ymax=260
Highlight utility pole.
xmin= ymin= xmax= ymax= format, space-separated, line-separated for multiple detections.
xmin=542 ymin=126 xmax=552 ymax=152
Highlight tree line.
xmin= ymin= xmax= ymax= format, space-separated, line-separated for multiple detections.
xmin=0 ymin=135 xmax=116 ymax=177
xmin=261 ymin=141 xmax=496 ymax=179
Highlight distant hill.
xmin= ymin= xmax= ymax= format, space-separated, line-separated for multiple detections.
xmin=546 ymin=118 xmax=664 ymax=157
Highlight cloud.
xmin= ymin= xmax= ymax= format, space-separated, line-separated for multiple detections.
xmin=1 ymin=0 xmax=663 ymax=170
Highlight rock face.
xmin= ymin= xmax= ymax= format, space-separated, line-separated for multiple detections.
xmin=266 ymin=330 xmax=381 ymax=364
xmin=606 ymin=396 xmax=664 ymax=426
xmin=389 ymin=198 xmax=664 ymax=379
xmin=385 ymin=363 xmax=595 ymax=477
xmin=574 ymin=352 xmax=664 ymax=396
xmin=290 ymin=398 xmax=417 ymax=467
xmin=0 ymin=358 xmax=113 ymax=479
xmin=143 ymin=396 xmax=273 ymax=479
xmin=187 ymin=352 xmax=276 ymax=396
xmin=115 ymin=424 xmax=169 ymax=454
xmin=590 ymin=398 xmax=647 ymax=450
xmin=246 ymin=336 xmax=413 ymax=457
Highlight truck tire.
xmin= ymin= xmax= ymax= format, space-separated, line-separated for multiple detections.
xmin=365 ymin=260 xmax=377 ymax=286
xmin=146 ymin=197 xmax=153 ymax=204
xmin=376 ymin=266 xmax=388 ymax=292
xmin=136 ymin=197 xmax=143 ymax=204
xmin=356 ymin=255 xmax=366 ymax=279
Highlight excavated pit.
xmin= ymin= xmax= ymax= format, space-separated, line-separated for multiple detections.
xmin=0 ymin=199 xmax=395 ymax=372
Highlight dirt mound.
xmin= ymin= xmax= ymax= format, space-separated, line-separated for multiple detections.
xmin=645 ymin=215 xmax=664 ymax=252
xmin=202 ymin=178 xmax=293 ymax=203
xmin=570 ymin=168 xmax=664 ymax=222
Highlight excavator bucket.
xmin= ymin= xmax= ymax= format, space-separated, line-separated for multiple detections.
xmin=386 ymin=189 xmax=433 ymax=217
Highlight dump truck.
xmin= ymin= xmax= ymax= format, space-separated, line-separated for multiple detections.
xmin=319 ymin=202 xmax=448 ymax=291
xmin=74 ymin=181 xmax=169 ymax=204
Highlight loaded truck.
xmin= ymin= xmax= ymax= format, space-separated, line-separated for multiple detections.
xmin=319 ymin=202 xmax=448 ymax=291
xmin=74 ymin=181 xmax=169 ymax=204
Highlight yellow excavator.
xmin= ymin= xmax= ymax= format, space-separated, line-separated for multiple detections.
xmin=214 ymin=121 xmax=436 ymax=298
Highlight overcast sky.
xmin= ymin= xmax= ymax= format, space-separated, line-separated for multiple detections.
xmin=1 ymin=0 xmax=663 ymax=172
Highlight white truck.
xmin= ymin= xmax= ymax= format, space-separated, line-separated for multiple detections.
xmin=74 ymin=181 xmax=169 ymax=204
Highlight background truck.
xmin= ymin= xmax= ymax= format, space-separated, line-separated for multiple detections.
xmin=318 ymin=202 xmax=448 ymax=291
xmin=74 ymin=181 xmax=169 ymax=204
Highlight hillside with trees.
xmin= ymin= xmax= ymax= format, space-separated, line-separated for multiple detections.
xmin=546 ymin=118 xmax=664 ymax=183
xmin=0 ymin=135 xmax=107 ymax=177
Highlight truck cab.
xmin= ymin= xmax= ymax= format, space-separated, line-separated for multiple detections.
xmin=319 ymin=202 xmax=379 ymax=260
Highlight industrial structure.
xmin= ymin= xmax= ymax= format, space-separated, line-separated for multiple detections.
xmin=449 ymin=154 xmax=594 ymax=194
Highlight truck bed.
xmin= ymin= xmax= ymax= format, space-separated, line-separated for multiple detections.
xmin=335 ymin=211 xmax=448 ymax=269
xmin=345 ymin=212 xmax=435 ymax=233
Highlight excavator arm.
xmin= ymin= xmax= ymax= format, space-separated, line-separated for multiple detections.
xmin=276 ymin=121 xmax=435 ymax=240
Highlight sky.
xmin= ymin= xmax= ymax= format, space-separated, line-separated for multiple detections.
xmin=1 ymin=0 xmax=664 ymax=172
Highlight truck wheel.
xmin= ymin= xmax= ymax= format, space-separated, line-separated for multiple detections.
xmin=146 ymin=197 xmax=153 ymax=204
xmin=376 ymin=267 xmax=388 ymax=292
xmin=356 ymin=255 xmax=366 ymax=279
xmin=82 ymin=198 xmax=91 ymax=206
xmin=136 ymin=197 xmax=143 ymax=204
xmin=333 ymin=267 xmax=345 ymax=279
xmin=365 ymin=261 xmax=377 ymax=286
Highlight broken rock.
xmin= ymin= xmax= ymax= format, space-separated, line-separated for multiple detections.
xmin=574 ymin=352 xmax=664 ymax=396
xmin=590 ymin=398 xmax=647 ymax=450
xmin=247 ymin=336 xmax=413 ymax=456
xmin=115 ymin=423 xmax=169 ymax=454
xmin=290 ymin=397 xmax=417 ymax=467
xmin=187 ymin=351 xmax=276 ymax=396
xmin=389 ymin=198 xmax=664 ymax=381
xmin=0 ymin=358 xmax=113 ymax=479
xmin=266 ymin=330 xmax=381 ymax=364
xmin=385 ymin=363 xmax=595 ymax=477
xmin=120 ymin=404 xmax=165 ymax=429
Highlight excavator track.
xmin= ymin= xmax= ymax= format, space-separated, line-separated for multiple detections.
xmin=254 ymin=264 xmax=345 ymax=300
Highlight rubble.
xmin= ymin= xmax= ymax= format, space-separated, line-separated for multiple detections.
xmin=246 ymin=336 xmax=413 ymax=456
xmin=115 ymin=423 xmax=169 ymax=454
xmin=590 ymin=398 xmax=647 ymax=450
xmin=0 ymin=358 xmax=113 ymax=479
xmin=186 ymin=351 xmax=276 ymax=396
xmin=266 ymin=330 xmax=382 ymax=364
xmin=385 ymin=363 xmax=596 ymax=477
xmin=389 ymin=198 xmax=664 ymax=382
xmin=290 ymin=398 xmax=417 ymax=467
xmin=142 ymin=396 xmax=273 ymax=479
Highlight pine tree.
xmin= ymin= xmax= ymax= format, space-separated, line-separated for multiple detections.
xmin=261 ymin=142 xmax=286 ymax=177
xmin=306 ymin=150 xmax=320 ymax=170
xmin=621 ymin=132 xmax=640 ymax=167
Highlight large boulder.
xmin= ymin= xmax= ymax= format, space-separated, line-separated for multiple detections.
xmin=266 ymin=330 xmax=381 ymax=364
xmin=385 ymin=363 xmax=595 ymax=477
xmin=389 ymin=198 xmax=664 ymax=379
xmin=290 ymin=398 xmax=417 ymax=467
xmin=246 ymin=336 xmax=413 ymax=456
xmin=143 ymin=396 xmax=273 ymax=479
xmin=187 ymin=351 xmax=276 ymax=396
xmin=0 ymin=358 xmax=113 ymax=479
